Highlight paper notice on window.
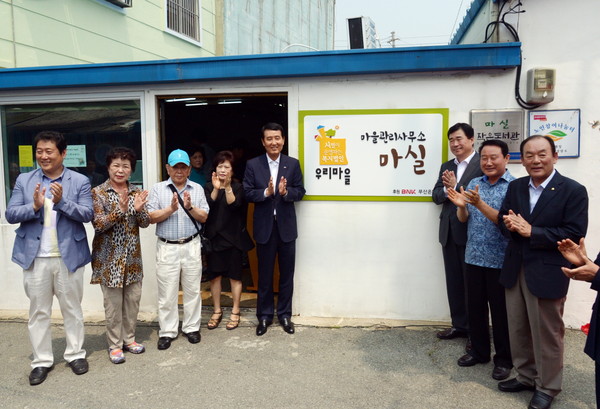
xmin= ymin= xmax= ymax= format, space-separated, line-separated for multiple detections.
xmin=18 ymin=145 xmax=34 ymax=168
xmin=64 ymin=145 xmax=87 ymax=168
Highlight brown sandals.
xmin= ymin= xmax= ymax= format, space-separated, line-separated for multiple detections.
xmin=207 ymin=311 xmax=223 ymax=329
xmin=226 ymin=312 xmax=241 ymax=330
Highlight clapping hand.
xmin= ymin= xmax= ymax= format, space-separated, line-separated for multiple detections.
xmin=183 ymin=191 xmax=192 ymax=210
xmin=557 ymin=238 xmax=588 ymax=267
xmin=463 ymin=185 xmax=481 ymax=206
xmin=266 ymin=176 xmax=275 ymax=197
xmin=447 ymin=187 xmax=467 ymax=208
xmin=223 ymin=174 xmax=232 ymax=189
xmin=559 ymin=238 xmax=599 ymax=282
xmin=503 ymin=210 xmax=532 ymax=237
xmin=278 ymin=176 xmax=287 ymax=196
xmin=33 ymin=183 xmax=46 ymax=211
xmin=118 ymin=190 xmax=129 ymax=213
xmin=211 ymin=172 xmax=221 ymax=190
xmin=170 ymin=192 xmax=179 ymax=212
xmin=134 ymin=190 xmax=148 ymax=213
xmin=442 ymin=169 xmax=457 ymax=189
xmin=49 ymin=182 xmax=63 ymax=204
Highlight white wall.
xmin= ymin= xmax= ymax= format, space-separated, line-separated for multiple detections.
xmin=504 ymin=0 xmax=600 ymax=328
xmin=1 ymin=0 xmax=598 ymax=328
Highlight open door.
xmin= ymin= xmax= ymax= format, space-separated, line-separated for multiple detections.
xmin=158 ymin=93 xmax=288 ymax=303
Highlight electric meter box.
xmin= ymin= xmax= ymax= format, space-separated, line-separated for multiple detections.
xmin=526 ymin=68 xmax=555 ymax=104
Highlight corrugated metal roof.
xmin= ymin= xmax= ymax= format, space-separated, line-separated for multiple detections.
xmin=450 ymin=0 xmax=488 ymax=45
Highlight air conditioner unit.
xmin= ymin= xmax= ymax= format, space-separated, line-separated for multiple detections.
xmin=105 ymin=0 xmax=132 ymax=7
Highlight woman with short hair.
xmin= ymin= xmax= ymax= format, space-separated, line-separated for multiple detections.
xmin=91 ymin=147 xmax=150 ymax=363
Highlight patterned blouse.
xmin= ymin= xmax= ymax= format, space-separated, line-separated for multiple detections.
xmin=91 ymin=180 xmax=150 ymax=287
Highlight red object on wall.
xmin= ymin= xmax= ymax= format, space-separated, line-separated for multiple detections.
xmin=582 ymin=323 xmax=590 ymax=335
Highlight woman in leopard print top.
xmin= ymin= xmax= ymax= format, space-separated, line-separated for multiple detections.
xmin=91 ymin=147 xmax=150 ymax=364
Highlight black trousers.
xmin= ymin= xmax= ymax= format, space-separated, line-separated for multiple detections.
xmin=441 ymin=229 xmax=469 ymax=332
xmin=465 ymin=263 xmax=512 ymax=367
xmin=256 ymin=220 xmax=296 ymax=321
xmin=596 ymin=361 xmax=600 ymax=408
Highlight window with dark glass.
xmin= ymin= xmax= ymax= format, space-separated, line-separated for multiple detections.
xmin=2 ymin=100 xmax=142 ymax=202
xmin=105 ymin=0 xmax=133 ymax=7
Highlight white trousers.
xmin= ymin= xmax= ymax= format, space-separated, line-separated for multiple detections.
xmin=23 ymin=257 xmax=86 ymax=368
xmin=156 ymin=237 xmax=202 ymax=338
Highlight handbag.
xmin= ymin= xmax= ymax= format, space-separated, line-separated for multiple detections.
xmin=167 ymin=184 xmax=212 ymax=255
xmin=199 ymin=231 xmax=212 ymax=255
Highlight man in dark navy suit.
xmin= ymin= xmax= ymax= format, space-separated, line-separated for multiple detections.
xmin=558 ymin=238 xmax=600 ymax=409
xmin=497 ymin=135 xmax=588 ymax=409
xmin=243 ymin=123 xmax=305 ymax=336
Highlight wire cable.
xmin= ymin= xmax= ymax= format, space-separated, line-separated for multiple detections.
xmin=450 ymin=0 xmax=466 ymax=39
xmin=483 ymin=1 xmax=541 ymax=109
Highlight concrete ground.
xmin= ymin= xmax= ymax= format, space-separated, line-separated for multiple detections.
xmin=0 ymin=311 xmax=595 ymax=409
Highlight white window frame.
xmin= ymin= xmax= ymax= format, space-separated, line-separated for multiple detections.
xmin=165 ymin=0 xmax=202 ymax=46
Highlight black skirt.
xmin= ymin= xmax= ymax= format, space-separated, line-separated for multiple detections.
xmin=205 ymin=244 xmax=243 ymax=281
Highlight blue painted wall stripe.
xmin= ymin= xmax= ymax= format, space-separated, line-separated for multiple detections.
xmin=0 ymin=43 xmax=521 ymax=91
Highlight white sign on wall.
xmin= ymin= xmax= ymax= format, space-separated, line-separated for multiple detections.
xmin=470 ymin=109 xmax=524 ymax=159
xmin=299 ymin=109 xmax=449 ymax=201
xmin=528 ymin=109 xmax=580 ymax=158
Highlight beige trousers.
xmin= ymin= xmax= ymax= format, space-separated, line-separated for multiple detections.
xmin=505 ymin=267 xmax=566 ymax=397
xmin=23 ymin=257 xmax=86 ymax=368
xmin=101 ymin=281 xmax=142 ymax=350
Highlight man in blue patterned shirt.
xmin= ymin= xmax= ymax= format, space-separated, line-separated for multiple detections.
xmin=447 ymin=139 xmax=514 ymax=381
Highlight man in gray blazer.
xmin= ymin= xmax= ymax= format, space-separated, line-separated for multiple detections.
xmin=432 ymin=123 xmax=482 ymax=341
xmin=6 ymin=131 xmax=93 ymax=385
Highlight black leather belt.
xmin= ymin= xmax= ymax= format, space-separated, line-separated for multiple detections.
xmin=158 ymin=233 xmax=199 ymax=244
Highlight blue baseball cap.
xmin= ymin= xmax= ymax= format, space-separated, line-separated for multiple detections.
xmin=167 ymin=149 xmax=190 ymax=166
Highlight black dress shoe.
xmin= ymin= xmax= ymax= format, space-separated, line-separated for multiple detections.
xmin=68 ymin=358 xmax=89 ymax=375
xmin=157 ymin=336 xmax=173 ymax=350
xmin=437 ymin=327 xmax=468 ymax=339
xmin=29 ymin=365 xmax=53 ymax=386
xmin=492 ymin=366 xmax=512 ymax=380
xmin=279 ymin=318 xmax=295 ymax=334
xmin=256 ymin=319 xmax=272 ymax=336
xmin=498 ymin=377 xmax=535 ymax=392
xmin=457 ymin=353 xmax=488 ymax=367
xmin=528 ymin=390 xmax=553 ymax=409
xmin=183 ymin=331 xmax=201 ymax=344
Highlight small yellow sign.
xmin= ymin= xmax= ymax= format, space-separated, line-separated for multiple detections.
xmin=18 ymin=145 xmax=34 ymax=167
xmin=315 ymin=125 xmax=348 ymax=165
xmin=318 ymin=138 xmax=348 ymax=165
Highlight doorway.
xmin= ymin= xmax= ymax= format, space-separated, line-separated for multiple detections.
xmin=158 ymin=93 xmax=288 ymax=308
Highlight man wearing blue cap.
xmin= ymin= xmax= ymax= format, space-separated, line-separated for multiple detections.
xmin=148 ymin=149 xmax=209 ymax=350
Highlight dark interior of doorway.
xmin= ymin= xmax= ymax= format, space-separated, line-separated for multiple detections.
xmin=160 ymin=93 xmax=288 ymax=310
xmin=160 ymin=93 xmax=288 ymax=175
